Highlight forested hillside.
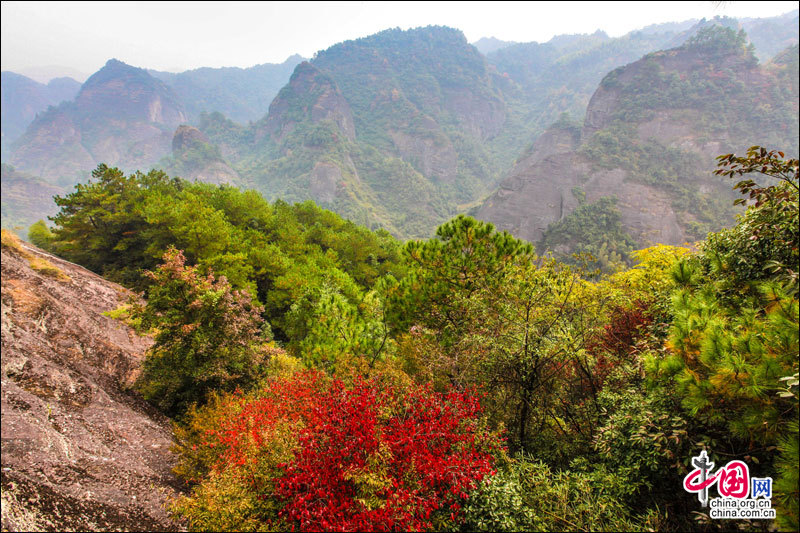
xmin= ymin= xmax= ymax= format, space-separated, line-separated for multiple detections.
xmin=478 ymin=26 xmax=799 ymax=268
xmin=0 ymin=72 xmax=81 ymax=158
xmin=16 ymin=144 xmax=798 ymax=531
xmin=8 ymin=60 xmax=188 ymax=185
xmin=3 ymin=14 xmax=798 ymax=243
xmin=148 ymin=54 xmax=305 ymax=124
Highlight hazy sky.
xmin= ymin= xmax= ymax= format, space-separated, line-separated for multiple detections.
xmin=2 ymin=1 xmax=798 ymax=80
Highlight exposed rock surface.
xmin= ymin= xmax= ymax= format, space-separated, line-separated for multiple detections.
xmin=9 ymin=59 xmax=187 ymax=186
xmin=1 ymin=238 xmax=182 ymax=531
xmin=478 ymin=41 xmax=798 ymax=248
xmin=169 ymin=125 xmax=239 ymax=185
xmin=256 ymin=61 xmax=356 ymax=145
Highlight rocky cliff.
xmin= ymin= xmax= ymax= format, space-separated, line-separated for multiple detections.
xmin=9 ymin=60 xmax=187 ymax=186
xmin=201 ymin=26 xmax=504 ymax=239
xmin=1 ymin=232 xmax=181 ymax=531
xmin=0 ymin=72 xmax=81 ymax=159
xmin=478 ymin=31 xmax=799 ymax=250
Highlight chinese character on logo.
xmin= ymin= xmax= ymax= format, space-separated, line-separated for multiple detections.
xmin=716 ymin=460 xmax=750 ymax=498
xmin=751 ymin=477 xmax=773 ymax=499
xmin=684 ymin=450 xmax=716 ymax=506
xmin=684 ymin=452 xmax=751 ymax=505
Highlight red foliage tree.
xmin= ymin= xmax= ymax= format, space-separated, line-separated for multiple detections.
xmin=206 ymin=370 xmax=500 ymax=532
xmin=585 ymin=299 xmax=654 ymax=389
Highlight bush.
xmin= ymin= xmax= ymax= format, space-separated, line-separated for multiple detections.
xmin=173 ymin=370 xmax=502 ymax=531
xmin=132 ymin=247 xmax=274 ymax=416
xmin=460 ymin=456 xmax=662 ymax=532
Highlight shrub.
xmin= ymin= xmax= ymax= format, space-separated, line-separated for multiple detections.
xmin=173 ymin=370 xmax=502 ymax=531
xmin=132 ymin=247 xmax=273 ymax=416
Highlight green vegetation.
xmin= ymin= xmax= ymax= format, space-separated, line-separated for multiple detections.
xmin=45 ymin=164 xmax=404 ymax=344
xmin=35 ymin=146 xmax=798 ymax=531
xmin=130 ymin=247 xmax=276 ymax=416
xmin=540 ymin=196 xmax=637 ymax=272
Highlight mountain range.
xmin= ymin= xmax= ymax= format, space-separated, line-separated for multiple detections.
xmin=1 ymin=11 xmax=798 ymax=251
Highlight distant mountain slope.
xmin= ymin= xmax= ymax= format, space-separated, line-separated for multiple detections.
xmin=149 ymin=54 xmax=304 ymax=124
xmin=472 ymin=36 xmax=518 ymax=55
xmin=742 ymin=9 xmax=799 ymax=61
xmin=0 ymin=164 xmax=64 ymax=237
xmin=201 ymin=26 xmax=506 ymax=238
xmin=1 ymin=233 xmax=180 ymax=531
xmin=484 ymin=28 xmax=699 ymax=172
xmin=477 ymin=28 xmax=799 ymax=258
xmin=1 ymin=72 xmax=81 ymax=157
xmin=9 ymin=59 xmax=187 ymax=186
xmin=483 ymin=12 xmax=798 ymax=176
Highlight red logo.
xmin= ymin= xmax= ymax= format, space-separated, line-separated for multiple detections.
xmin=684 ymin=451 xmax=750 ymax=505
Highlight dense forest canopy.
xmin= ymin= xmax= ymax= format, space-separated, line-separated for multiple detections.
xmin=24 ymin=144 xmax=798 ymax=531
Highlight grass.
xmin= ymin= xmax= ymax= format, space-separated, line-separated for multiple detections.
xmin=2 ymin=229 xmax=71 ymax=282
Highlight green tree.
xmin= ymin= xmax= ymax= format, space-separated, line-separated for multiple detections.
xmin=27 ymin=220 xmax=55 ymax=251
xmin=387 ymin=215 xmax=532 ymax=340
xmin=132 ymin=247 xmax=272 ymax=417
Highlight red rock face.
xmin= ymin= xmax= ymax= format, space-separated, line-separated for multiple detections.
xmin=1 ymin=239 xmax=182 ymax=531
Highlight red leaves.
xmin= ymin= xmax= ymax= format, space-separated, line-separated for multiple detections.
xmin=201 ymin=370 xmax=500 ymax=531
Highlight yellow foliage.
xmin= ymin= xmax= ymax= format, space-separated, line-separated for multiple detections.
xmin=605 ymin=244 xmax=691 ymax=296
xmin=1 ymin=229 xmax=70 ymax=281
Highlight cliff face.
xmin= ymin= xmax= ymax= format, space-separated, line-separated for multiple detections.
xmin=168 ymin=125 xmax=239 ymax=185
xmin=255 ymin=61 xmax=356 ymax=145
xmin=478 ymin=38 xmax=799 ymax=248
xmin=9 ymin=60 xmax=187 ymax=186
xmin=1 ymin=235 xmax=181 ymax=531
xmin=0 ymin=72 xmax=81 ymax=158
xmin=204 ymin=26 xmax=504 ymax=239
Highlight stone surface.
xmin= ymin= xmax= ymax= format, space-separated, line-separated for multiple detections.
xmin=1 ymin=239 xmax=182 ymax=531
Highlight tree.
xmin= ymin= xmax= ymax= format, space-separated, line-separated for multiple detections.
xmin=172 ymin=370 xmax=501 ymax=531
xmin=50 ymin=164 xmax=182 ymax=287
xmin=387 ymin=215 xmax=532 ymax=340
xmin=711 ymin=146 xmax=799 ymax=291
xmin=132 ymin=247 xmax=273 ymax=416
xmin=27 ymin=220 xmax=55 ymax=251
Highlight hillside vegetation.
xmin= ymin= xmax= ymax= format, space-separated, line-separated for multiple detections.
xmin=25 ymin=143 xmax=799 ymax=531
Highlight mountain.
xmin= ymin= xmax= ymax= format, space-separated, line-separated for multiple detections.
xmin=1 ymin=233 xmax=180 ymax=531
xmin=160 ymin=125 xmax=240 ymax=184
xmin=483 ymin=28 xmax=695 ymax=172
xmin=472 ymin=36 xmax=518 ymax=55
xmin=0 ymin=164 xmax=64 ymax=237
xmin=482 ymin=12 xmax=798 ymax=177
xmin=201 ymin=26 xmax=506 ymax=238
xmin=13 ymin=65 xmax=90 ymax=84
xmin=477 ymin=27 xmax=799 ymax=261
xmin=1 ymin=72 xmax=81 ymax=158
xmin=149 ymin=54 xmax=304 ymax=124
xmin=8 ymin=59 xmax=187 ymax=186
xmin=741 ymin=9 xmax=799 ymax=61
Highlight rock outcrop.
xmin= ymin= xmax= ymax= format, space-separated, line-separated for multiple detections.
xmin=478 ymin=38 xmax=799 ymax=248
xmin=9 ymin=59 xmax=187 ymax=186
xmin=1 ymin=235 xmax=182 ymax=531
xmin=256 ymin=62 xmax=356 ymax=145
xmin=169 ymin=125 xmax=239 ymax=185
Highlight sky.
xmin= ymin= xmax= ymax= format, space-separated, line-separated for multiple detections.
xmin=1 ymin=1 xmax=798 ymax=81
